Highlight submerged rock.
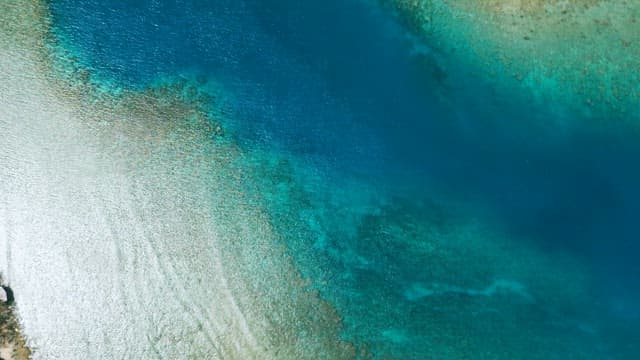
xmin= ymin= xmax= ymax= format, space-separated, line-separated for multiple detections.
xmin=0 ymin=280 xmax=30 ymax=359
xmin=0 ymin=287 xmax=13 ymax=306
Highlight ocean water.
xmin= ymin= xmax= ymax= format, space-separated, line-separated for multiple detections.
xmin=3 ymin=0 xmax=640 ymax=358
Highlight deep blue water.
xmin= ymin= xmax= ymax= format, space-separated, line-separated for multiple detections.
xmin=49 ymin=0 xmax=640 ymax=357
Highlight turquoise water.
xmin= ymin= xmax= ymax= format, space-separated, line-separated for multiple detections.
xmin=46 ymin=0 xmax=640 ymax=358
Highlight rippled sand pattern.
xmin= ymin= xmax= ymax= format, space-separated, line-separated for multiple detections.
xmin=0 ymin=1 xmax=353 ymax=359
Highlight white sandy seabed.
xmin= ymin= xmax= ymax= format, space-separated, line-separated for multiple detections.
xmin=0 ymin=2 xmax=353 ymax=359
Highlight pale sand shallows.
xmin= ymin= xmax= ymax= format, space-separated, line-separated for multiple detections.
xmin=0 ymin=2 xmax=353 ymax=359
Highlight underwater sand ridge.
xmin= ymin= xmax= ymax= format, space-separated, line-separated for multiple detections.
xmin=385 ymin=0 xmax=640 ymax=127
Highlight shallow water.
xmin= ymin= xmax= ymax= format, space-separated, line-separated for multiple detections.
xmin=3 ymin=0 xmax=640 ymax=358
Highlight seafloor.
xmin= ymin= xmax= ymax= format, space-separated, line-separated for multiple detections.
xmin=385 ymin=0 xmax=640 ymax=125
xmin=1 ymin=1 xmax=353 ymax=358
xmin=2 ymin=0 xmax=640 ymax=359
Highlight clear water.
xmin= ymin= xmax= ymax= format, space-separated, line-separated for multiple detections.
xmin=11 ymin=0 xmax=640 ymax=358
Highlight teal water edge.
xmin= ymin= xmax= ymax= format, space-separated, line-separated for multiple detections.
xmin=2 ymin=0 xmax=640 ymax=359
